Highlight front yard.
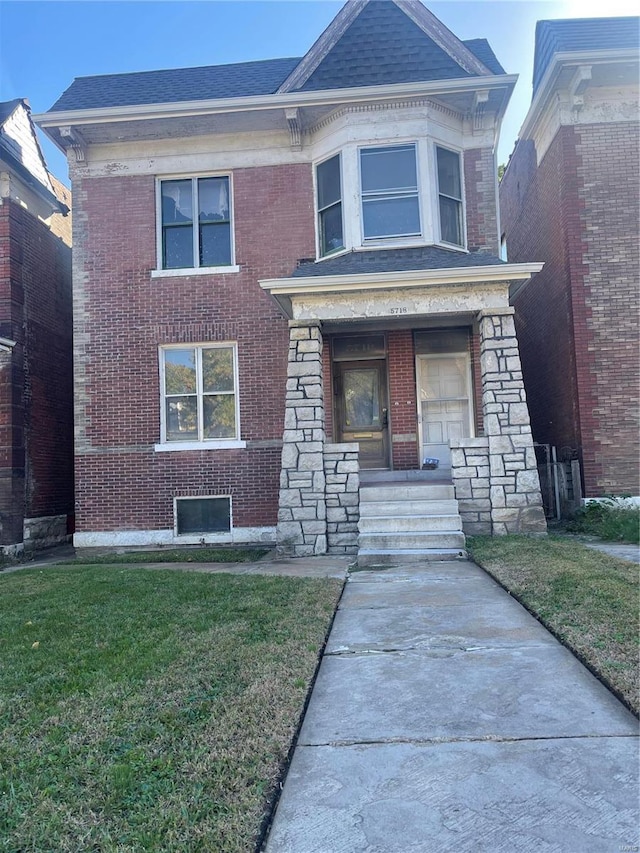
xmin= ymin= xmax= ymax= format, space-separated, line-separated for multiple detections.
xmin=0 ymin=566 xmax=342 ymax=852
xmin=468 ymin=535 xmax=639 ymax=715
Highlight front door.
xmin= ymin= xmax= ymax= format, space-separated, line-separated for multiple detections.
xmin=417 ymin=353 xmax=473 ymax=475
xmin=335 ymin=360 xmax=389 ymax=469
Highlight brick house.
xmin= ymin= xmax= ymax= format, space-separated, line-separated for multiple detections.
xmin=500 ymin=17 xmax=639 ymax=502
xmin=0 ymin=99 xmax=74 ymax=553
xmin=37 ymin=0 xmax=546 ymax=559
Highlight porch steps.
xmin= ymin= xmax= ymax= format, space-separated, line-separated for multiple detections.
xmin=357 ymin=481 xmax=465 ymax=565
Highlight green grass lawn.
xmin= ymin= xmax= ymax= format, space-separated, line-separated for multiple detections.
xmin=468 ymin=535 xmax=639 ymax=716
xmin=64 ymin=547 xmax=270 ymax=565
xmin=0 ymin=566 xmax=342 ymax=852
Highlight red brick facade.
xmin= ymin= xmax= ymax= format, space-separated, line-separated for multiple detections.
xmin=0 ymin=199 xmax=73 ymax=547
xmin=500 ymin=122 xmax=639 ymax=496
xmin=73 ymin=165 xmax=314 ymax=534
xmin=73 ymin=148 xmax=495 ymax=536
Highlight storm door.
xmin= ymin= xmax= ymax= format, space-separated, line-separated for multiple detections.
xmin=335 ymin=360 xmax=389 ymax=469
xmin=417 ymin=353 xmax=473 ymax=475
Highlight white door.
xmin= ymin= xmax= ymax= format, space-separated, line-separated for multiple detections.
xmin=417 ymin=354 xmax=473 ymax=473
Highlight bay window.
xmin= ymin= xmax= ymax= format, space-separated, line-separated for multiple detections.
xmin=316 ymin=154 xmax=344 ymax=257
xmin=436 ymin=146 xmax=464 ymax=247
xmin=360 ymin=144 xmax=421 ymax=240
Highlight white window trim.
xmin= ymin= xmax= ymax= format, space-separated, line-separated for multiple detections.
xmin=432 ymin=142 xmax=467 ymax=251
xmin=154 ymin=173 xmax=237 ymax=273
xmin=358 ymin=142 xmax=423 ymax=245
xmin=156 ymin=341 xmax=245 ymax=450
xmin=173 ymin=495 xmax=232 ymax=537
xmin=151 ymin=265 xmax=240 ymax=279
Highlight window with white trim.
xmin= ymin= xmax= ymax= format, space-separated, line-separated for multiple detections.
xmin=436 ymin=146 xmax=463 ymax=247
xmin=360 ymin=144 xmax=421 ymax=240
xmin=160 ymin=344 xmax=239 ymax=443
xmin=316 ymin=154 xmax=344 ymax=257
xmin=160 ymin=176 xmax=232 ymax=270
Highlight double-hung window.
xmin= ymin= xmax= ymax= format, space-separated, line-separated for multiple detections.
xmin=316 ymin=154 xmax=344 ymax=257
xmin=436 ymin=147 xmax=464 ymax=247
xmin=160 ymin=344 xmax=239 ymax=444
xmin=160 ymin=176 xmax=232 ymax=270
xmin=360 ymin=144 xmax=421 ymax=240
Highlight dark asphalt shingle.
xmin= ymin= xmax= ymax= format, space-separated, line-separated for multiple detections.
xmin=48 ymin=57 xmax=301 ymax=112
xmin=298 ymin=1 xmax=484 ymax=91
xmin=290 ymin=247 xmax=505 ymax=278
xmin=462 ymin=39 xmax=505 ymax=75
xmin=47 ymin=3 xmax=506 ymax=113
xmin=533 ymin=17 xmax=640 ymax=92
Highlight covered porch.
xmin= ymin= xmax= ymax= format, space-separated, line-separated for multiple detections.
xmin=260 ymin=249 xmax=547 ymax=558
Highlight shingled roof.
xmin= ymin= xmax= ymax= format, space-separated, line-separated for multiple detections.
xmin=294 ymin=1 xmax=496 ymax=91
xmin=49 ymin=57 xmax=301 ymax=112
xmin=47 ymin=1 xmax=505 ymax=114
xmin=533 ymin=16 xmax=640 ymax=93
xmin=291 ymin=247 xmax=505 ymax=278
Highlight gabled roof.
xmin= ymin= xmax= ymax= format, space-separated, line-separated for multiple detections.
xmin=0 ymin=98 xmax=67 ymax=214
xmin=47 ymin=0 xmax=505 ymax=114
xmin=533 ymin=16 xmax=640 ymax=92
xmin=279 ymin=0 xmax=496 ymax=92
xmin=0 ymin=98 xmax=24 ymax=124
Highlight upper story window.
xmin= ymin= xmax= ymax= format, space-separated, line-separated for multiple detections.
xmin=159 ymin=343 xmax=239 ymax=445
xmin=436 ymin=146 xmax=463 ymax=247
xmin=160 ymin=177 xmax=232 ymax=270
xmin=316 ymin=154 xmax=344 ymax=257
xmin=360 ymin=144 xmax=421 ymax=240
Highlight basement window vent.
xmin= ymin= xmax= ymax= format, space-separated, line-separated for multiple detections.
xmin=175 ymin=497 xmax=231 ymax=535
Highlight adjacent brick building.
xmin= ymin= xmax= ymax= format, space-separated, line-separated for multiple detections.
xmin=500 ymin=17 xmax=640 ymax=499
xmin=38 ymin=0 xmax=546 ymax=557
xmin=0 ymin=99 xmax=73 ymax=552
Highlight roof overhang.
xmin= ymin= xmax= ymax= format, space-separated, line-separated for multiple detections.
xmin=34 ymin=74 xmax=517 ymax=153
xmin=260 ymin=261 xmax=543 ymax=317
xmin=520 ymin=47 xmax=639 ymax=140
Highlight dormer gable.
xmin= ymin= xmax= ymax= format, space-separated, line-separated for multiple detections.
xmin=279 ymin=0 xmax=496 ymax=93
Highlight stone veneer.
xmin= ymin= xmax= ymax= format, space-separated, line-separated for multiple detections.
xmin=276 ymin=321 xmax=360 ymax=556
xmin=324 ymin=443 xmax=359 ymax=555
xmin=472 ymin=308 xmax=547 ymax=534
xmin=451 ymin=437 xmax=491 ymax=535
xmin=277 ymin=321 xmax=327 ymax=557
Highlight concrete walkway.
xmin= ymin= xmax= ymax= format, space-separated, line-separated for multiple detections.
xmin=265 ymin=560 xmax=639 ymax=852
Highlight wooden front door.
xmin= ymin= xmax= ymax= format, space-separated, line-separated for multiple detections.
xmin=335 ymin=360 xmax=389 ymax=469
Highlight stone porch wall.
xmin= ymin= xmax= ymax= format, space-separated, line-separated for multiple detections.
xmin=324 ymin=443 xmax=359 ymax=555
xmin=451 ymin=438 xmax=491 ymax=535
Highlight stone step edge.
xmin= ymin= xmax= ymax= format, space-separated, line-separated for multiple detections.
xmin=357 ymin=548 xmax=467 ymax=560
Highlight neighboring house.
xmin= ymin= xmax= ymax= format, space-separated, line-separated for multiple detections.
xmin=0 ymin=98 xmax=74 ymax=553
xmin=500 ymin=17 xmax=639 ymax=503
xmin=37 ymin=0 xmax=546 ymax=560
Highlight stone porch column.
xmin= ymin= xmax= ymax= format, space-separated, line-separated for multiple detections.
xmin=276 ymin=321 xmax=328 ymax=556
xmin=478 ymin=308 xmax=547 ymax=534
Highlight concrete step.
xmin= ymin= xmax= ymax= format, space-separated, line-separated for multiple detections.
xmin=357 ymin=548 xmax=467 ymax=565
xmin=359 ymin=499 xmax=460 ymax=518
xmin=358 ymin=514 xmax=462 ymax=533
xmin=358 ymin=531 xmax=466 ymax=551
xmin=360 ymin=484 xmax=455 ymax=502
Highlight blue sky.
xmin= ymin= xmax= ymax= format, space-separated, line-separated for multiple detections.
xmin=1 ymin=0 xmax=636 ymax=183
